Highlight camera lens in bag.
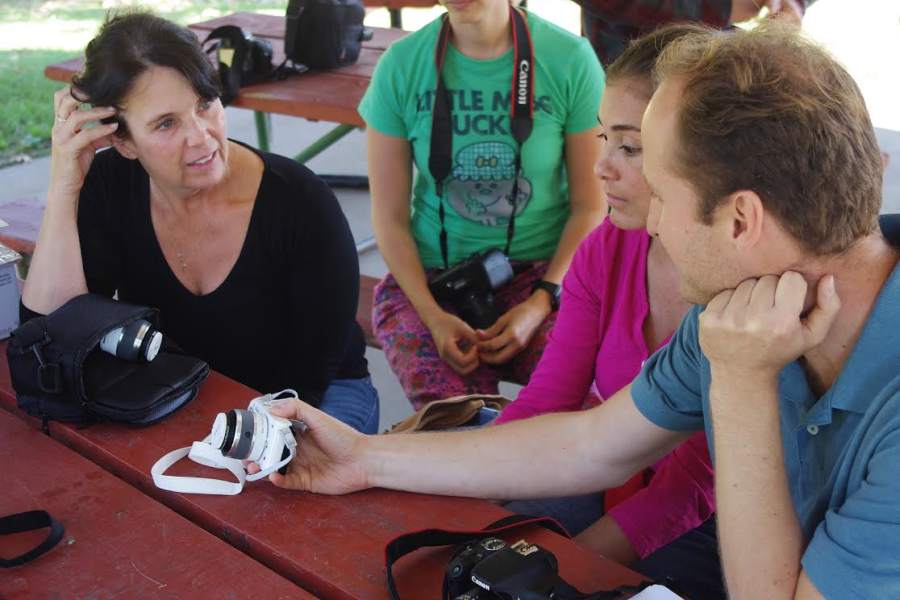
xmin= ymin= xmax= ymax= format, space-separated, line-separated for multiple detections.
xmin=99 ymin=319 xmax=162 ymax=362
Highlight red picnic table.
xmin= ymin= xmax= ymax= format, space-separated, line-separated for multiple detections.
xmin=0 ymin=340 xmax=647 ymax=599
xmin=0 ymin=408 xmax=309 ymax=599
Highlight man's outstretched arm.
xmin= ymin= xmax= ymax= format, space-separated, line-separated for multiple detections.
xmin=263 ymin=384 xmax=688 ymax=501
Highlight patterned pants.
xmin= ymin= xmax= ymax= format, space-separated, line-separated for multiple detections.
xmin=373 ymin=261 xmax=557 ymax=410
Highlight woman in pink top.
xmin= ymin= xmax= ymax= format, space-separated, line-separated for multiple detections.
xmin=499 ymin=23 xmax=716 ymax=573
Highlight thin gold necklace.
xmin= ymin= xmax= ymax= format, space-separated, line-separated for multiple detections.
xmin=155 ymin=193 xmax=217 ymax=271
xmin=172 ymin=214 xmax=215 ymax=271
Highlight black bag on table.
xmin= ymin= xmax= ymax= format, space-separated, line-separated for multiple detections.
xmin=202 ymin=25 xmax=275 ymax=106
xmin=6 ymin=294 xmax=208 ymax=426
xmin=285 ymin=0 xmax=373 ymax=69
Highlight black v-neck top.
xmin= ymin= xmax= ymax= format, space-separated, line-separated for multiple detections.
xmin=45 ymin=143 xmax=368 ymax=406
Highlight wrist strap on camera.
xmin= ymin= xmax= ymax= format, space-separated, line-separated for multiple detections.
xmin=429 ymin=6 xmax=534 ymax=269
xmin=151 ymin=437 xmax=247 ymax=496
xmin=0 ymin=510 xmax=65 ymax=568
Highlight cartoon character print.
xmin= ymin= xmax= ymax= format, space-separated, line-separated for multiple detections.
xmin=445 ymin=141 xmax=532 ymax=226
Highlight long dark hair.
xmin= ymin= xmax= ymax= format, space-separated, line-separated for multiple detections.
xmin=71 ymin=10 xmax=220 ymax=137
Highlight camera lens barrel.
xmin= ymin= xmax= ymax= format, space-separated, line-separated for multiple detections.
xmin=226 ymin=409 xmax=256 ymax=459
xmin=99 ymin=319 xmax=163 ymax=362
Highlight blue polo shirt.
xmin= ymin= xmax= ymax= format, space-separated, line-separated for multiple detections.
xmin=632 ymin=250 xmax=900 ymax=598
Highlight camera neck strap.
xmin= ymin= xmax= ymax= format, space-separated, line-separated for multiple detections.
xmin=385 ymin=513 xmax=656 ymax=600
xmin=0 ymin=510 xmax=65 ymax=568
xmin=429 ymin=7 xmax=534 ymax=269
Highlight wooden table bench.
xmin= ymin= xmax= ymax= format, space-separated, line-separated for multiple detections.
xmin=0 ymin=340 xmax=646 ymax=599
xmin=0 ymin=409 xmax=308 ymax=598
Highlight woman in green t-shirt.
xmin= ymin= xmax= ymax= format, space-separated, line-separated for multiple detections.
xmin=359 ymin=0 xmax=605 ymax=409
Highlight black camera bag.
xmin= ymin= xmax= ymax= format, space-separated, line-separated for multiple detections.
xmin=6 ymin=294 xmax=208 ymax=426
xmin=285 ymin=0 xmax=372 ymax=69
xmin=202 ymin=25 xmax=274 ymax=105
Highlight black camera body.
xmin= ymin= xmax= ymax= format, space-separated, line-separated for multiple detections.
xmin=446 ymin=537 xmax=561 ymax=600
xmin=428 ymin=249 xmax=514 ymax=330
xmin=285 ymin=0 xmax=373 ymax=70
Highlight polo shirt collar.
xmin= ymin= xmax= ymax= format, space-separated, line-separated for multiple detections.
xmin=780 ymin=227 xmax=900 ymax=415
xmin=830 ymin=251 xmax=900 ymax=413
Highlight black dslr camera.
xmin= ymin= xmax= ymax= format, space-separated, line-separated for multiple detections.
xmin=446 ymin=537 xmax=562 ymax=600
xmin=428 ymin=249 xmax=514 ymax=330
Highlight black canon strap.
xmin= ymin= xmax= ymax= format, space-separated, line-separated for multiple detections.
xmin=0 ymin=510 xmax=65 ymax=568
xmin=429 ymin=7 xmax=535 ymax=268
xmin=385 ymin=514 xmax=569 ymax=600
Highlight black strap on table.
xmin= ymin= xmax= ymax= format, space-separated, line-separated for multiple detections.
xmin=0 ymin=510 xmax=65 ymax=568
xmin=384 ymin=512 xmax=654 ymax=599
xmin=428 ymin=6 xmax=535 ymax=269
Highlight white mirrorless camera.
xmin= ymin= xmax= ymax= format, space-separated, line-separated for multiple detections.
xmin=152 ymin=390 xmax=307 ymax=495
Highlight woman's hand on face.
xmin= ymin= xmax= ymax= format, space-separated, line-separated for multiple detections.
xmin=424 ymin=309 xmax=481 ymax=375
xmin=247 ymin=398 xmax=371 ymax=495
xmin=49 ymin=86 xmax=119 ymax=198
xmin=476 ymin=294 xmax=550 ymax=365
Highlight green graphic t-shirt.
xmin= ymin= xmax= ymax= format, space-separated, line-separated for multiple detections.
xmin=359 ymin=11 xmax=604 ymax=268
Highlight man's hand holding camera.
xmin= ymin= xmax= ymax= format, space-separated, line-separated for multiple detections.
xmin=247 ymin=397 xmax=371 ymax=495
xmin=50 ymin=86 xmax=119 ymax=200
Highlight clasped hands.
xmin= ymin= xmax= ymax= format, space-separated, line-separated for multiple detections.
xmin=426 ymin=293 xmax=551 ymax=375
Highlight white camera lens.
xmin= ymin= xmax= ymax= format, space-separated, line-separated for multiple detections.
xmin=99 ymin=320 xmax=163 ymax=362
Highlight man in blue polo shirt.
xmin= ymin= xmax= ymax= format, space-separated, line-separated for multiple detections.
xmin=254 ymin=22 xmax=899 ymax=599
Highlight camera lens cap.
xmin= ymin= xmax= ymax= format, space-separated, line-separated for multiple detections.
xmin=144 ymin=331 xmax=163 ymax=361
xmin=210 ymin=413 xmax=230 ymax=450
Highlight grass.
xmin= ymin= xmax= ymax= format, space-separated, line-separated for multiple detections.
xmin=0 ymin=49 xmax=71 ymax=165
xmin=0 ymin=0 xmax=286 ymax=166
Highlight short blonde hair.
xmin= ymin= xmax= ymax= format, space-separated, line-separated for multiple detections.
xmin=654 ymin=22 xmax=882 ymax=255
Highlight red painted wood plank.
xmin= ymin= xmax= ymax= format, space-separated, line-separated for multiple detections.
xmin=0 ymin=409 xmax=309 ymax=599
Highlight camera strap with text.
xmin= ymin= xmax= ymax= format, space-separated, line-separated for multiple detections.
xmin=0 ymin=510 xmax=65 ymax=568
xmin=384 ymin=513 xmax=653 ymax=600
xmin=429 ymin=7 xmax=534 ymax=269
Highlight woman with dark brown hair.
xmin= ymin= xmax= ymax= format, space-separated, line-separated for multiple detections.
xmin=23 ymin=11 xmax=380 ymax=433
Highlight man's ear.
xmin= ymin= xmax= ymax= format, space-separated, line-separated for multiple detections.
xmin=112 ymin=133 xmax=138 ymax=160
xmin=727 ymin=189 xmax=765 ymax=250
